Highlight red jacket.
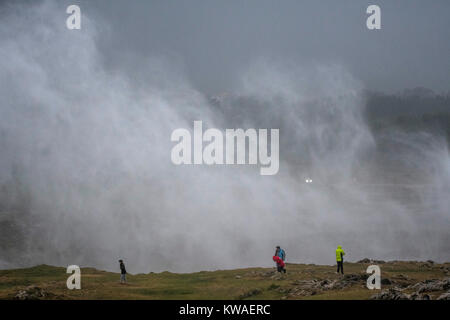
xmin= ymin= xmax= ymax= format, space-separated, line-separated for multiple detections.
xmin=273 ymin=255 xmax=285 ymax=268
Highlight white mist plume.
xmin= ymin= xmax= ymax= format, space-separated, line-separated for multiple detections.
xmin=0 ymin=1 xmax=448 ymax=272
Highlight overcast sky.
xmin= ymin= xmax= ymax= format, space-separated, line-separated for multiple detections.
xmin=86 ymin=0 xmax=450 ymax=94
xmin=3 ymin=0 xmax=449 ymax=94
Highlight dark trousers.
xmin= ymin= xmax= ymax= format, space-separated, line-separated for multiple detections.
xmin=277 ymin=265 xmax=286 ymax=273
xmin=337 ymin=261 xmax=344 ymax=274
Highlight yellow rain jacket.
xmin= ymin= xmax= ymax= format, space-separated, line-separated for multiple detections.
xmin=336 ymin=245 xmax=345 ymax=262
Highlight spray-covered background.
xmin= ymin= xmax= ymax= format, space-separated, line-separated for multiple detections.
xmin=0 ymin=0 xmax=449 ymax=273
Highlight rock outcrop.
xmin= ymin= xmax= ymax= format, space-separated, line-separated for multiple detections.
xmin=371 ymin=278 xmax=450 ymax=300
xmin=371 ymin=288 xmax=410 ymax=300
xmin=14 ymin=285 xmax=53 ymax=300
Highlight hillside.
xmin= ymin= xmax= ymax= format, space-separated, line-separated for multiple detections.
xmin=1 ymin=261 xmax=449 ymax=300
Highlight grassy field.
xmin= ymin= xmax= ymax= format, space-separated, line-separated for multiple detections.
xmin=0 ymin=261 xmax=448 ymax=300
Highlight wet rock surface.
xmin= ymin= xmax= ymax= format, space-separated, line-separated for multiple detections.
xmin=14 ymin=285 xmax=54 ymax=300
xmin=437 ymin=291 xmax=450 ymax=300
xmin=408 ymin=278 xmax=450 ymax=293
xmin=370 ymin=288 xmax=410 ymax=300
xmin=286 ymin=273 xmax=370 ymax=297
xmin=370 ymin=278 xmax=450 ymax=300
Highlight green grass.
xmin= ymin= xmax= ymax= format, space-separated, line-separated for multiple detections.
xmin=0 ymin=261 xmax=448 ymax=300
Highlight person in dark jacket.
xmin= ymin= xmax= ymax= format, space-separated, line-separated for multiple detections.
xmin=119 ymin=259 xmax=127 ymax=284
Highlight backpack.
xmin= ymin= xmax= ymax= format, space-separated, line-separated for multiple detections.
xmin=279 ymin=249 xmax=286 ymax=261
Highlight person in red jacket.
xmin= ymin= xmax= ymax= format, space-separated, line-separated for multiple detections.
xmin=273 ymin=255 xmax=286 ymax=273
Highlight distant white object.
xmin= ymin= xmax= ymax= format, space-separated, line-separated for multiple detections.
xmin=305 ymin=178 xmax=312 ymax=183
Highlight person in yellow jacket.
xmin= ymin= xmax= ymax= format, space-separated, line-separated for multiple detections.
xmin=336 ymin=245 xmax=345 ymax=274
